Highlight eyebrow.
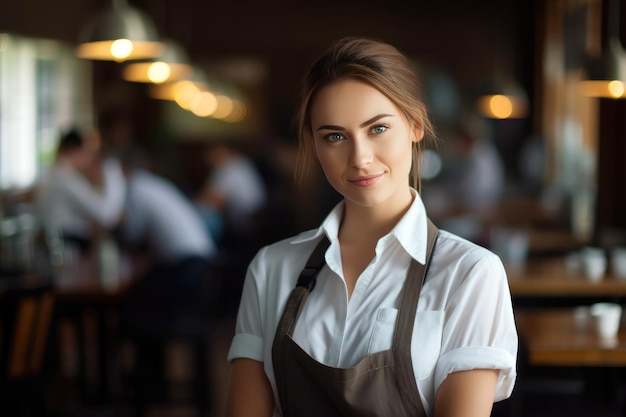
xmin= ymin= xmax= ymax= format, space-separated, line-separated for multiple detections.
xmin=315 ymin=114 xmax=393 ymax=131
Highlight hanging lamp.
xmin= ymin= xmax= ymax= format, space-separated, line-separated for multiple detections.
xmin=475 ymin=19 xmax=529 ymax=119
xmin=579 ymin=0 xmax=626 ymax=98
xmin=148 ymin=67 xmax=210 ymax=105
xmin=476 ymin=78 xmax=529 ymax=119
xmin=122 ymin=40 xmax=193 ymax=83
xmin=76 ymin=0 xmax=164 ymax=62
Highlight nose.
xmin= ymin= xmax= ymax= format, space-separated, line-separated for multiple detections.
xmin=349 ymin=137 xmax=374 ymax=169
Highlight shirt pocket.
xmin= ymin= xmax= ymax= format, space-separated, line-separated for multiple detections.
xmin=367 ymin=307 xmax=398 ymax=355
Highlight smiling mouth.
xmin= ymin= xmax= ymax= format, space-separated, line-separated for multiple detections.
xmin=348 ymin=174 xmax=383 ymax=187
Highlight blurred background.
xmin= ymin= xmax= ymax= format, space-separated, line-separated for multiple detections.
xmin=1 ymin=0 xmax=626 ymax=416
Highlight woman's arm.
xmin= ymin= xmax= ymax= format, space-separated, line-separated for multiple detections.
xmin=434 ymin=369 xmax=499 ymax=417
xmin=226 ymin=358 xmax=274 ymax=417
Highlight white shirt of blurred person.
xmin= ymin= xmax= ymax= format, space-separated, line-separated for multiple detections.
xmin=199 ymin=144 xmax=267 ymax=239
xmin=448 ymin=129 xmax=505 ymax=211
xmin=122 ymin=166 xmax=216 ymax=265
xmin=36 ymin=128 xmax=126 ymax=252
xmin=120 ymin=155 xmax=217 ymax=326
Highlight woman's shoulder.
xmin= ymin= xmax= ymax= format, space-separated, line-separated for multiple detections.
xmin=436 ymin=228 xmax=496 ymax=253
xmin=251 ymin=228 xmax=324 ymax=270
xmin=434 ymin=229 xmax=505 ymax=274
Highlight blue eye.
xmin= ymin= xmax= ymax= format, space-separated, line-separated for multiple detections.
xmin=325 ymin=133 xmax=344 ymax=143
xmin=371 ymin=125 xmax=388 ymax=134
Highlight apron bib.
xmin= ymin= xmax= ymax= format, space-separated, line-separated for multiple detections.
xmin=272 ymin=219 xmax=439 ymax=417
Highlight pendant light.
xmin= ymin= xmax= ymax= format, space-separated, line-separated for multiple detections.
xmin=122 ymin=40 xmax=193 ymax=84
xmin=579 ymin=0 xmax=626 ymax=99
xmin=76 ymin=0 xmax=164 ymax=62
xmin=475 ymin=16 xmax=529 ymax=120
xmin=148 ymin=67 xmax=210 ymax=105
xmin=476 ymin=79 xmax=529 ymax=119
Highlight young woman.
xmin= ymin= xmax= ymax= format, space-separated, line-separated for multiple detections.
xmin=225 ymin=37 xmax=517 ymax=417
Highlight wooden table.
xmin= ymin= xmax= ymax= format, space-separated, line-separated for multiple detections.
xmin=515 ymin=308 xmax=626 ymax=367
xmin=51 ymin=253 xmax=141 ymax=403
xmin=507 ymin=257 xmax=626 ymax=297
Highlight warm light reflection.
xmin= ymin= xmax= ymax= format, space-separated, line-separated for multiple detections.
xmin=211 ymin=95 xmax=234 ymax=119
xmin=147 ymin=62 xmax=171 ymax=83
xmin=110 ymin=39 xmax=133 ymax=60
xmin=190 ymin=91 xmax=218 ymax=117
xmin=609 ymin=81 xmax=625 ymax=97
xmin=174 ymin=81 xmax=202 ymax=110
xmin=123 ymin=62 xmax=192 ymax=84
xmin=579 ymin=80 xmax=626 ymax=98
xmin=477 ymin=94 xmax=527 ymax=119
xmin=148 ymin=80 xmax=205 ymax=101
xmin=76 ymin=40 xmax=163 ymax=62
xmin=223 ymin=100 xmax=247 ymax=123
xmin=490 ymin=95 xmax=513 ymax=119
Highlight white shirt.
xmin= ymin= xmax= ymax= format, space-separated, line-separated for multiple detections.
xmin=123 ymin=170 xmax=216 ymax=262
xmin=36 ymin=158 xmax=126 ymax=238
xmin=208 ymin=155 xmax=266 ymax=227
xmin=228 ymin=190 xmax=517 ymax=417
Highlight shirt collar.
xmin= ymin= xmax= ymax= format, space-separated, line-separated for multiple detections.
xmin=389 ymin=188 xmax=429 ymax=264
xmin=289 ymin=189 xmax=428 ymax=264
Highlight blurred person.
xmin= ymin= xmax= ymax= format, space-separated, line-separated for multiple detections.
xmin=423 ymin=119 xmax=507 ymax=244
xmin=35 ymin=127 xmax=126 ymax=252
xmin=118 ymin=148 xmax=217 ymax=332
xmin=445 ymin=122 xmax=506 ymax=212
xmin=196 ymin=141 xmax=268 ymax=316
xmin=226 ymin=37 xmax=517 ymax=417
xmin=197 ymin=142 xmax=267 ymax=244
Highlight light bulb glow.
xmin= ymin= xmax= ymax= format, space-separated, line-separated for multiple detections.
xmin=110 ymin=39 xmax=133 ymax=61
xmin=190 ymin=91 xmax=218 ymax=117
xmin=223 ymin=100 xmax=247 ymax=123
xmin=174 ymin=82 xmax=201 ymax=110
xmin=211 ymin=95 xmax=234 ymax=119
xmin=147 ymin=62 xmax=171 ymax=83
xmin=489 ymin=95 xmax=514 ymax=119
xmin=608 ymin=80 xmax=625 ymax=98
xmin=476 ymin=94 xmax=527 ymax=119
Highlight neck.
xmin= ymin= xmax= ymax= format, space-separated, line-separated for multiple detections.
xmin=339 ymin=189 xmax=414 ymax=244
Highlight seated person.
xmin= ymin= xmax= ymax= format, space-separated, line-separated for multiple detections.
xmin=35 ymin=128 xmax=126 ymax=253
xmin=118 ymin=149 xmax=217 ymax=333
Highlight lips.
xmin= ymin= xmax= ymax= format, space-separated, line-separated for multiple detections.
xmin=348 ymin=173 xmax=383 ymax=187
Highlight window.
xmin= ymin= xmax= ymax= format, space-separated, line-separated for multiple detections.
xmin=0 ymin=33 xmax=92 ymax=191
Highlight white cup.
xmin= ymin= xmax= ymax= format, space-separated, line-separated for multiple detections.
xmin=590 ymin=302 xmax=622 ymax=339
xmin=580 ymin=247 xmax=607 ymax=282
xmin=611 ymin=247 xmax=626 ymax=279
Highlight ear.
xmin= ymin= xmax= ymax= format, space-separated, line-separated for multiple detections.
xmin=411 ymin=122 xmax=425 ymax=143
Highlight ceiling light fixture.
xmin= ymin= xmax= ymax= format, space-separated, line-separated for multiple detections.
xmin=76 ymin=0 xmax=164 ymax=62
xmin=579 ymin=0 xmax=626 ymax=99
xmin=122 ymin=40 xmax=193 ymax=84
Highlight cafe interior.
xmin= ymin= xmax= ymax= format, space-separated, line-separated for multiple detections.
xmin=1 ymin=0 xmax=626 ymax=416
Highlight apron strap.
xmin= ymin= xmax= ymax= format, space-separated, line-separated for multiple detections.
xmin=272 ymin=236 xmax=330 ymax=415
xmin=393 ymin=218 xmax=439 ymax=417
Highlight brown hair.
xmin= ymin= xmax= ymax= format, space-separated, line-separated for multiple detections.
xmin=294 ymin=37 xmax=436 ymax=191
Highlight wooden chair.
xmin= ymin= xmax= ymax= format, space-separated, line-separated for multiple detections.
xmin=0 ymin=282 xmax=56 ymax=416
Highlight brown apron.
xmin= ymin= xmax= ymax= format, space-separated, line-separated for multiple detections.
xmin=272 ymin=219 xmax=439 ymax=417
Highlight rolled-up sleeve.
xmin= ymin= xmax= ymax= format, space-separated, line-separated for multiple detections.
xmin=435 ymin=251 xmax=518 ymax=401
xmin=227 ymin=249 xmax=267 ymax=363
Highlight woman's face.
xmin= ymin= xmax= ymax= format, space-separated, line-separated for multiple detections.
xmin=309 ymin=79 xmax=423 ymax=212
